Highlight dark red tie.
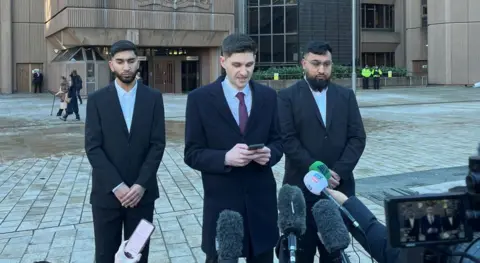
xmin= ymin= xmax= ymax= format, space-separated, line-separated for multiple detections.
xmin=236 ymin=92 xmax=248 ymax=133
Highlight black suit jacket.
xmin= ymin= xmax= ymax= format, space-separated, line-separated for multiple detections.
xmin=277 ymin=80 xmax=366 ymax=200
xmin=403 ymin=218 xmax=420 ymax=241
xmin=420 ymin=215 xmax=442 ymax=240
xmin=85 ymin=82 xmax=166 ymax=208
xmin=184 ymin=76 xmax=283 ymax=257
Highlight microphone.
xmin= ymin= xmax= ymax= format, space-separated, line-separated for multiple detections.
xmin=304 ymin=171 xmax=360 ymax=229
xmin=312 ymin=199 xmax=351 ymax=255
xmin=216 ymin=210 xmax=244 ymax=263
xmin=308 ymin=161 xmax=332 ymax=180
xmin=277 ymin=184 xmax=307 ymax=263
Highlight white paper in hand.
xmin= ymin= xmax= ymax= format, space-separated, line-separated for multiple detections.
xmin=304 ymin=171 xmax=329 ymax=195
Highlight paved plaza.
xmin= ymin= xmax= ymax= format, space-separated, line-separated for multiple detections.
xmin=0 ymin=86 xmax=479 ymax=262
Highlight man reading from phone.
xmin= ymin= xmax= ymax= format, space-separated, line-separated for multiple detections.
xmin=85 ymin=40 xmax=166 ymax=263
xmin=184 ymin=33 xmax=283 ymax=263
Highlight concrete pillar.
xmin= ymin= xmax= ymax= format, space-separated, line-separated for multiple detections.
xmin=0 ymin=0 xmax=13 ymax=94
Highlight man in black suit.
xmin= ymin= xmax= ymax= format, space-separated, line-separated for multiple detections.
xmin=184 ymin=33 xmax=283 ymax=263
xmin=403 ymin=210 xmax=420 ymax=242
xmin=277 ymin=41 xmax=366 ymax=262
xmin=441 ymin=208 xmax=461 ymax=239
xmin=85 ymin=40 xmax=166 ymax=263
xmin=420 ymin=206 xmax=442 ymax=241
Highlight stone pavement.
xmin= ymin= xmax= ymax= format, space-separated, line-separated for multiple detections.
xmin=0 ymin=86 xmax=479 ymax=262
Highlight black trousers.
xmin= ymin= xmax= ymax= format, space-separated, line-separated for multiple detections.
xmin=34 ymin=83 xmax=42 ymax=93
xmin=362 ymin=78 xmax=369 ymax=89
xmin=92 ymin=203 xmax=155 ymax=263
xmin=373 ymin=77 xmax=380 ymax=89
xmin=205 ymin=250 xmax=273 ymax=263
xmin=295 ymin=201 xmax=343 ymax=263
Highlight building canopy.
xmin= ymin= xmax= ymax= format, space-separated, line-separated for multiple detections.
xmin=52 ymin=47 xmax=106 ymax=62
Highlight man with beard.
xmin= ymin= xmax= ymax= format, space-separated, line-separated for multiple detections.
xmin=85 ymin=40 xmax=165 ymax=263
xmin=277 ymin=41 xmax=366 ymax=262
xmin=184 ymin=33 xmax=283 ymax=263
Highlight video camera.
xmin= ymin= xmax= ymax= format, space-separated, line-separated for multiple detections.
xmin=384 ymin=154 xmax=480 ymax=262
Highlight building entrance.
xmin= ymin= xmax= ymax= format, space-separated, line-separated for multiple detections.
xmin=153 ymin=60 xmax=175 ymax=93
xmin=181 ymin=61 xmax=199 ymax=92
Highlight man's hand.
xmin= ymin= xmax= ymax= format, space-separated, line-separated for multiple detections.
xmin=325 ymin=188 xmax=348 ymax=205
xmin=251 ymin=147 xmax=271 ymax=165
xmin=121 ymin=184 xmax=145 ymax=208
xmin=115 ymin=240 xmax=142 ymax=263
xmin=225 ymin=144 xmax=255 ymax=167
xmin=114 ymin=184 xmax=131 ymax=203
xmin=328 ymin=169 xmax=341 ymax=188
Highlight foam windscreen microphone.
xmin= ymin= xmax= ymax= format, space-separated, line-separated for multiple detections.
xmin=278 ymin=184 xmax=307 ymax=236
xmin=216 ymin=210 xmax=244 ymax=263
xmin=277 ymin=184 xmax=306 ymax=263
xmin=308 ymin=161 xmax=332 ymax=180
xmin=312 ymin=199 xmax=351 ymax=254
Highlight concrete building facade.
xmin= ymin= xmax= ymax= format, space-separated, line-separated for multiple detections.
xmin=406 ymin=0 xmax=480 ymax=85
xmin=0 ymin=0 xmax=234 ymax=94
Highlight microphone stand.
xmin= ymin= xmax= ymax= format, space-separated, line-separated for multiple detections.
xmin=287 ymin=233 xmax=297 ymax=263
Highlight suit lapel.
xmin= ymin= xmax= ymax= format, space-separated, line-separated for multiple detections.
xmin=107 ymin=83 xmax=129 ymax=138
xmin=244 ymin=81 xmax=265 ymax=135
xmin=128 ymin=83 xmax=148 ymax=140
xmin=326 ymin=84 xmax=336 ymax=130
xmin=209 ymin=77 xmax=243 ymax=136
xmin=299 ymin=80 xmax=326 ymax=128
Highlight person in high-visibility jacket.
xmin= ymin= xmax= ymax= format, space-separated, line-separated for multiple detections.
xmin=372 ymin=65 xmax=383 ymax=90
xmin=361 ymin=65 xmax=372 ymax=89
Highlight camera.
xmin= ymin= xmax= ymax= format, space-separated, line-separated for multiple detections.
xmin=384 ymin=155 xmax=480 ymax=261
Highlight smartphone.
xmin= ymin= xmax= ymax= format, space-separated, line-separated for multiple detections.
xmin=124 ymin=219 xmax=156 ymax=258
xmin=248 ymin=143 xmax=265 ymax=150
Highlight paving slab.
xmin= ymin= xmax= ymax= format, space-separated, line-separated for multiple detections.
xmin=0 ymin=86 xmax=479 ymax=262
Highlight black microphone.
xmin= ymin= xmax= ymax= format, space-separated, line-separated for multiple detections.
xmin=312 ymin=199 xmax=351 ymax=261
xmin=216 ymin=210 xmax=244 ymax=263
xmin=277 ymin=184 xmax=307 ymax=263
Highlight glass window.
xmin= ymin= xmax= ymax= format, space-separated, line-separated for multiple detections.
xmin=375 ymin=5 xmax=385 ymax=28
xmin=259 ymin=7 xmax=271 ymax=34
xmin=260 ymin=0 xmax=270 ymax=5
xmin=285 ymin=0 xmax=297 ymax=4
xmin=272 ymin=6 xmax=284 ymax=34
xmin=272 ymin=0 xmax=284 ymax=5
xmin=362 ymin=52 xmax=395 ymax=67
xmin=71 ymin=49 xmax=84 ymax=61
xmin=259 ymin=35 xmax=272 ymax=63
xmin=272 ymin=35 xmax=285 ymax=62
xmin=362 ymin=4 xmax=394 ymax=30
xmin=85 ymin=49 xmax=94 ymax=61
xmin=248 ymin=7 xmax=259 ymax=34
xmin=285 ymin=6 xmax=297 ymax=33
xmin=286 ymin=35 xmax=298 ymax=62
xmin=250 ymin=35 xmax=259 ymax=62
xmin=365 ymin=4 xmax=375 ymax=28
xmin=248 ymin=0 xmax=259 ymax=6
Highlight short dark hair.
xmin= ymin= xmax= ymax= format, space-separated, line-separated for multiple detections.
xmin=221 ymin=33 xmax=257 ymax=57
xmin=304 ymin=41 xmax=332 ymax=57
xmin=110 ymin=40 xmax=138 ymax=58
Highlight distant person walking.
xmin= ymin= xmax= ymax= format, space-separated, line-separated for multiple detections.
xmin=59 ymin=70 xmax=81 ymax=121
xmin=55 ymin=76 xmax=69 ymax=116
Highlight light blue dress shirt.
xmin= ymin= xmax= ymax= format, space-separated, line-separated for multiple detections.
xmin=112 ymin=80 xmax=138 ymax=193
xmin=115 ymin=80 xmax=138 ymax=132
xmin=222 ymin=79 xmax=252 ymax=124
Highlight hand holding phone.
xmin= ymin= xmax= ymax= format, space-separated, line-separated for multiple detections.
xmin=123 ymin=219 xmax=155 ymax=260
xmin=247 ymin=143 xmax=265 ymax=150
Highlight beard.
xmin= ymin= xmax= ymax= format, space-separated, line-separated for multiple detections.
xmin=305 ymin=72 xmax=330 ymax=91
xmin=114 ymin=70 xmax=137 ymax=85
